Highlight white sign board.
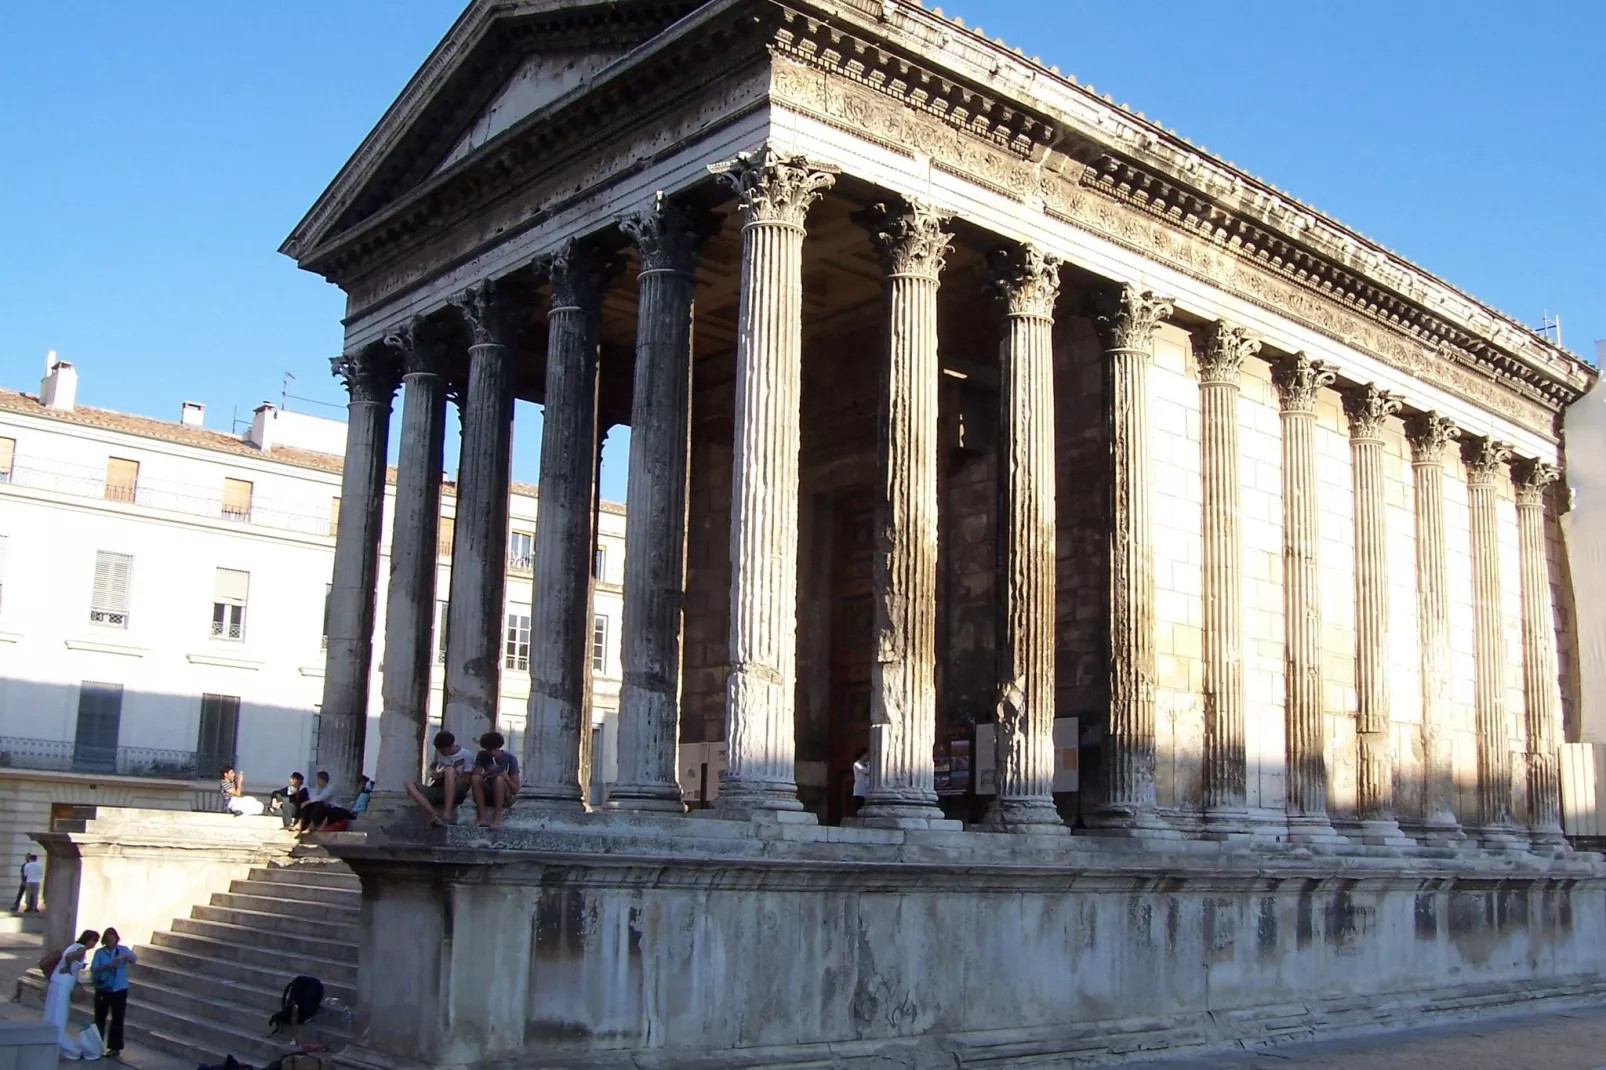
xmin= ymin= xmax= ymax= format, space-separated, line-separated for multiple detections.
xmin=974 ymin=718 xmax=1079 ymax=795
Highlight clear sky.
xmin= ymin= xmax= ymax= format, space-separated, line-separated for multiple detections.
xmin=2 ymin=1 xmax=1600 ymax=502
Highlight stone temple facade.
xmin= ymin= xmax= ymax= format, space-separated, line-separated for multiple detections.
xmin=283 ymin=1 xmax=1604 ymax=1067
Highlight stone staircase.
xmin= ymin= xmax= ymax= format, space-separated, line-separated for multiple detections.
xmin=47 ymin=855 xmax=360 ymax=1066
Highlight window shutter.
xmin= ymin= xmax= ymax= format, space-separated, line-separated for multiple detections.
xmin=329 ymin=496 xmax=340 ymax=538
xmin=222 ymin=477 xmax=253 ymax=516
xmin=0 ymin=437 xmax=14 ymax=476
xmin=213 ymin=568 xmax=250 ymax=604
xmin=105 ymin=458 xmax=139 ymax=501
xmin=438 ymin=516 xmax=455 ymax=559
xmin=92 ymin=551 xmax=133 ymax=616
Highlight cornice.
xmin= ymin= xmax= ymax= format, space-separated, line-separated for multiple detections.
xmin=772 ymin=0 xmax=1592 ymax=411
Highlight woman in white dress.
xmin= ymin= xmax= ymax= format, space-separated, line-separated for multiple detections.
xmin=42 ymin=928 xmax=99 ymax=1059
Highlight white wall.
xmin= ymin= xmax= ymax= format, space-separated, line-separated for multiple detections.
xmin=1562 ymin=342 xmax=1606 ymax=742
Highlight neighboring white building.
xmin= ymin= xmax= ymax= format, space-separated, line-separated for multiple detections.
xmin=0 ymin=357 xmax=627 ymax=876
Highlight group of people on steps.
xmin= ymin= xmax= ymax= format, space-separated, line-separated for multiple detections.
xmin=40 ymin=927 xmax=136 ymax=1060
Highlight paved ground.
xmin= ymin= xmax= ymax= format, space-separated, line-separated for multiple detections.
xmin=6 ymin=925 xmax=1606 ymax=1068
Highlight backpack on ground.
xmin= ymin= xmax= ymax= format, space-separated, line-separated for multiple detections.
xmin=267 ymin=975 xmax=323 ymax=1034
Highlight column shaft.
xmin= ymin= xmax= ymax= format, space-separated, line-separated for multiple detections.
xmin=1465 ymin=436 xmax=1518 ymax=845
xmin=317 ymin=346 xmax=398 ymax=794
xmin=1199 ymin=323 xmax=1257 ymax=833
xmin=443 ymin=279 xmax=521 ymax=746
xmin=1273 ymin=354 xmax=1339 ymax=840
xmin=1407 ymin=413 xmax=1464 ymax=842
xmin=1088 ymin=285 xmax=1173 ymax=833
xmin=860 ymin=202 xmax=949 ymax=827
xmin=1515 ymin=459 xmax=1564 ymax=845
xmin=609 ymin=204 xmax=702 ymax=812
xmin=525 ymin=243 xmax=611 ymax=809
xmin=375 ymin=321 xmax=448 ymax=792
xmin=712 ymin=148 xmax=835 ymax=816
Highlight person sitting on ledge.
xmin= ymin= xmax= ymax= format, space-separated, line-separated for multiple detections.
xmin=296 ymin=771 xmax=338 ymax=832
xmin=268 ymin=772 xmax=308 ymax=829
xmin=219 ymin=766 xmax=264 ymax=817
xmin=406 ymin=731 xmax=472 ymax=827
xmin=470 ymin=732 xmax=520 ymax=831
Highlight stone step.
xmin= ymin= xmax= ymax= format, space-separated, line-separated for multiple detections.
xmin=227 ymin=877 xmax=360 ymax=907
xmin=132 ymin=971 xmax=353 ymax=1031
xmin=118 ymin=995 xmax=340 ymax=1067
xmin=0 ymin=911 xmax=45 ymax=935
xmin=179 ymin=906 xmax=358 ymax=945
xmin=149 ymin=927 xmax=358 ymax=973
xmin=199 ymin=897 xmax=359 ymax=932
xmin=137 ymin=944 xmax=358 ymax=999
xmin=211 ymin=889 xmax=361 ymax=919
xmin=251 ymin=864 xmax=361 ymax=891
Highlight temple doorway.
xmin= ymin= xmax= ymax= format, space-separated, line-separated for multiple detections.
xmin=825 ymin=489 xmax=874 ymax=825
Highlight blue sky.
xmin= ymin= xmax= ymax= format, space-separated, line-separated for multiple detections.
xmin=1 ymin=1 xmax=1600 ymax=502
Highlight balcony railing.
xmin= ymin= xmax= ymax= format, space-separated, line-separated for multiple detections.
xmin=0 ymin=458 xmax=332 ymax=537
xmin=0 ymin=736 xmax=201 ymax=780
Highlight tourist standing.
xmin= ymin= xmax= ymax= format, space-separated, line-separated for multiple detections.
xmin=90 ymin=928 xmax=136 ymax=1059
xmin=42 ymin=928 xmax=98 ymax=1059
xmin=9 ymin=855 xmax=25 ymax=912
xmin=20 ymin=853 xmax=42 ymax=912
xmin=850 ymin=749 xmax=869 ymax=817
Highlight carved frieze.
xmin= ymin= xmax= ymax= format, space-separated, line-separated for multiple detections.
xmin=1197 ymin=322 xmax=1260 ymax=385
xmin=330 ymin=344 xmax=401 ymax=405
xmin=1342 ymin=384 xmax=1403 ymax=441
xmin=383 ymin=315 xmax=453 ymax=377
xmin=865 ymin=199 xmax=952 ymax=279
xmin=1462 ymin=436 xmax=1515 ymax=487
xmin=1405 ymin=411 xmax=1459 ymax=464
xmin=1095 ymin=285 xmax=1173 ymax=352
xmin=453 ymin=274 xmax=532 ymax=347
xmin=1512 ymin=458 xmax=1561 ymax=506
xmin=710 ymin=147 xmax=838 ymax=227
xmin=620 ymin=195 xmax=711 ymax=276
xmin=989 ymin=245 xmax=1062 ymax=320
xmin=1272 ymin=353 xmax=1337 ymax=415
xmin=547 ymin=240 xmax=619 ymax=312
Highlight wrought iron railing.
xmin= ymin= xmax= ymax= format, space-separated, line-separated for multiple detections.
xmin=0 ymin=736 xmax=202 ymax=780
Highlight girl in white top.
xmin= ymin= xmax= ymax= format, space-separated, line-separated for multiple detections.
xmin=42 ymin=927 xmax=99 ymax=1058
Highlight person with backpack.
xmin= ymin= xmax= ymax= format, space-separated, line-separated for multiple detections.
xmin=40 ymin=928 xmax=98 ymax=1058
xmin=89 ymin=927 xmax=136 ymax=1059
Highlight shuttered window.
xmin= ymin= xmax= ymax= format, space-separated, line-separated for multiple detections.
xmin=329 ymin=496 xmax=340 ymax=538
xmin=0 ymin=535 xmax=8 ymax=614
xmin=592 ymin=614 xmax=608 ymax=674
xmin=211 ymin=568 xmax=249 ymax=640
xmin=436 ymin=599 xmax=450 ymax=664
xmin=221 ymin=477 xmax=253 ymax=520
xmin=593 ymin=545 xmax=607 ymax=582
xmin=72 ymin=682 xmax=123 ymax=773
xmin=90 ymin=551 xmax=133 ymax=627
xmin=196 ymin=693 xmax=241 ymax=774
xmin=504 ymin=608 xmax=531 ymax=671
xmin=104 ymin=457 xmax=139 ymax=503
xmin=0 ymin=437 xmax=15 ymax=482
xmin=438 ymin=516 xmax=455 ymax=559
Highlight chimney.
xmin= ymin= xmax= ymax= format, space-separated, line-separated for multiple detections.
xmin=247 ymin=402 xmax=275 ymax=450
xmin=180 ymin=401 xmax=205 ymax=427
xmin=40 ymin=353 xmax=77 ymax=412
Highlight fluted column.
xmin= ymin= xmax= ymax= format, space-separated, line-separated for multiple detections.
xmin=1198 ymin=322 xmax=1258 ymax=836
xmin=1272 ymin=353 xmax=1341 ymax=843
xmin=1464 ymin=436 xmax=1521 ymax=849
xmin=443 ymin=277 xmax=523 ymax=745
xmin=1405 ymin=412 xmax=1464 ymax=844
xmin=524 ymin=242 xmax=614 ymax=809
xmin=607 ymin=201 xmax=706 ymax=813
xmin=1087 ymin=285 xmax=1173 ymax=835
xmin=1514 ymin=458 xmax=1565 ymax=848
xmin=317 ymin=344 xmax=399 ymax=795
xmin=374 ymin=318 xmax=449 ymax=794
xmin=857 ymin=201 xmax=951 ymax=828
xmin=1343 ymin=384 xmax=1412 ymax=846
xmin=711 ymin=148 xmax=835 ymax=817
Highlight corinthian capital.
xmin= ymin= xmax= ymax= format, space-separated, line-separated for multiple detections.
xmin=1461 ymin=435 xmax=1514 ymax=486
xmin=1271 ymin=352 xmax=1336 ymax=414
xmin=453 ymin=275 xmax=531 ymax=348
xmin=1512 ymin=457 xmax=1561 ymax=506
xmin=1197 ymin=321 xmax=1260 ymax=385
xmin=1096 ymin=284 xmax=1174 ymax=351
xmin=1405 ymin=411 xmax=1459 ymax=464
xmin=620 ymin=195 xmax=712 ymax=276
xmin=864 ymin=199 xmax=952 ymax=279
xmin=989 ymin=244 xmax=1062 ymax=319
xmin=1342 ymin=383 xmax=1403 ymax=440
xmin=383 ymin=315 xmax=452 ymax=377
xmin=545 ymin=239 xmax=620 ymax=312
xmin=710 ymin=147 xmax=838 ymax=227
xmin=330 ymin=343 xmax=400 ymax=405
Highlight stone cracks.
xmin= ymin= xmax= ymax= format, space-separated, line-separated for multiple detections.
xmin=1515 ymin=459 xmax=1565 ymax=846
xmin=1464 ymin=436 xmax=1519 ymax=846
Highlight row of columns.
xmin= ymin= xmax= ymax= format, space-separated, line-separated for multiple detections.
xmin=319 ymin=144 xmax=1568 ymax=847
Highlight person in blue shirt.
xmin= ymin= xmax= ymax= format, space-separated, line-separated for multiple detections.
xmin=89 ymin=927 xmax=137 ymax=1058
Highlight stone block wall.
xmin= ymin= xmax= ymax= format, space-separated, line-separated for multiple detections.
xmin=680 ymin=350 xmax=735 ymax=746
xmin=1239 ymin=356 xmax=1288 ymax=813
xmin=1314 ymin=386 xmax=1359 ymax=822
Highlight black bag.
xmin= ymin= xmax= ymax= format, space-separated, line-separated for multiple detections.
xmin=266 ymin=975 xmax=323 ymax=1034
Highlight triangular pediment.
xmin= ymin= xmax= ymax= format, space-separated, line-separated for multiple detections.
xmin=282 ymin=0 xmax=711 ymax=263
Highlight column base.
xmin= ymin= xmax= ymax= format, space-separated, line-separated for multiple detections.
xmin=1400 ymin=818 xmax=1467 ymax=851
xmin=1528 ymin=827 xmax=1569 ymax=859
xmin=603 ymin=784 xmax=688 ymax=814
xmin=855 ymin=793 xmax=957 ymax=830
xmin=711 ymin=783 xmax=809 ymax=821
xmin=982 ymin=797 xmax=1068 ymax=835
xmin=1347 ymin=817 xmax=1417 ymax=850
xmin=1082 ymin=805 xmax=1183 ymax=840
xmin=1285 ymin=815 xmax=1348 ymax=849
xmin=1199 ymin=807 xmax=1259 ymax=841
xmin=1475 ymin=824 xmax=1530 ymax=854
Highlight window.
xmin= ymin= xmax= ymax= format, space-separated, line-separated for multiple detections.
xmin=322 ymin=583 xmax=332 ymax=650
xmin=90 ymin=551 xmax=133 ymax=627
xmin=329 ymin=496 xmax=340 ymax=538
xmin=504 ymin=608 xmax=531 ymax=671
xmin=438 ymin=516 xmax=455 ymax=559
xmin=592 ymin=614 xmax=608 ymax=675
xmin=436 ymin=600 xmax=450 ymax=665
xmin=196 ymin=693 xmax=240 ymax=774
xmin=0 ymin=535 xmax=8 ymax=614
xmin=508 ymin=530 xmax=534 ymax=572
xmin=104 ymin=457 xmax=139 ymax=504
xmin=72 ymin=682 xmax=123 ymax=774
xmin=590 ymin=724 xmax=605 ymax=806
xmin=0 ymin=437 xmax=13 ymax=483
xmin=211 ymin=568 xmax=249 ymax=640
xmin=221 ymin=477 xmax=253 ymax=521
xmin=593 ymin=544 xmax=606 ymax=582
